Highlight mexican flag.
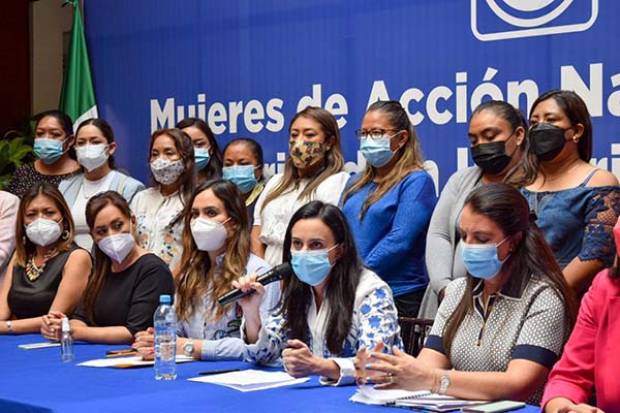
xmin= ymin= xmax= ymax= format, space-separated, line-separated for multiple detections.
xmin=60 ymin=0 xmax=98 ymax=132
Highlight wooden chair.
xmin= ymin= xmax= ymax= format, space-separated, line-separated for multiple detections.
xmin=398 ymin=317 xmax=434 ymax=356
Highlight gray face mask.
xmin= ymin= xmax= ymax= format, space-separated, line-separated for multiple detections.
xmin=150 ymin=158 xmax=185 ymax=185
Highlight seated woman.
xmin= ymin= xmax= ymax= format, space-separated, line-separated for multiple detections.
xmin=41 ymin=191 xmax=174 ymax=344
xmin=132 ymin=180 xmax=279 ymax=360
xmin=0 ymin=183 xmax=91 ymax=334
xmin=236 ymin=201 xmax=401 ymax=385
xmin=59 ymin=118 xmax=145 ymax=250
xmin=541 ymin=217 xmax=620 ymax=413
xmin=360 ymin=183 xmax=577 ymax=404
xmin=222 ymin=138 xmax=267 ymax=227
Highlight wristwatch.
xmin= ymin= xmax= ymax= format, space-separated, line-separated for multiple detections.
xmin=6 ymin=320 xmax=12 ymax=334
xmin=437 ymin=370 xmax=450 ymax=394
xmin=183 ymin=339 xmax=195 ymax=357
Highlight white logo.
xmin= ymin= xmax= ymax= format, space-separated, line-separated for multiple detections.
xmin=471 ymin=0 xmax=598 ymax=41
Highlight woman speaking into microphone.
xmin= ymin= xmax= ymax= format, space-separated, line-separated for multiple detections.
xmin=234 ymin=201 xmax=401 ymax=385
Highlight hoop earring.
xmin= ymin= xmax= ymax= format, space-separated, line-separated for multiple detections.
xmin=61 ymin=230 xmax=69 ymax=241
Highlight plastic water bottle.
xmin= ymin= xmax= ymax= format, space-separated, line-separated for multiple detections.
xmin=60 ymin=317 xmax=74 ymax=363
xmin=154 ymin=294 xmax=177 ymax=380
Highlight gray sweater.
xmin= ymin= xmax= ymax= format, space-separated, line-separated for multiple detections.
xmin=418 ymin=166 xmax=482 ymax=319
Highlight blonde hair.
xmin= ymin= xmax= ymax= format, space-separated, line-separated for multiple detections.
xmin=343 ymin=101 xmax=424 ymax=219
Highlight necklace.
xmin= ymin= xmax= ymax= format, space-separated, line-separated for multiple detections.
xmin=25 ymin=249 xmax=58 ymax=282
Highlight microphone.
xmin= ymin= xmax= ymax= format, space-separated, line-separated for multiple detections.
xmin=217 ymin=262 xmax=292 ymax=306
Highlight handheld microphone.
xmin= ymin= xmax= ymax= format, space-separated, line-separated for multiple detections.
xmin=217 ymin=262 xmax=292 ymax=306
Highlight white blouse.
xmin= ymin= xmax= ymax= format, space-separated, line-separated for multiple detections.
xmin=176 ymin=253 xmax=280 ymax=360
xmin=130 ymin=188 xmax=185 ymax=270
xmin=253 ymin=171 xmax=350 ymax=267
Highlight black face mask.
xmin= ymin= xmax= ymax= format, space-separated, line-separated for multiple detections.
xmin=471 ymin=141 xmax=512 ymax=175
xmin=529 ymin=123 xmax=568 ymax=161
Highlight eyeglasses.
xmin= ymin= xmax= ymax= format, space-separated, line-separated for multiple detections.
xmin=354 ymin=129 xmax=400 ymax=140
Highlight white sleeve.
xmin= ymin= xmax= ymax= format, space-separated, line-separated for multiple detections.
xmin=315 ymin=172 xmax=350 ymax=206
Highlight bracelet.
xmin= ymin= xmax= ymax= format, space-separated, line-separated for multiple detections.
xmin=6 ymin=320 xmax=12 ymax=334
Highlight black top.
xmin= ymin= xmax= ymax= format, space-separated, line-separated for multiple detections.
xmin=8 ymin=244 xmax=85 ymax=319
xmin=6 ymin=162 xmax=80 ymax=198
xmin=73 ymin=254 xmax=175 ymax=335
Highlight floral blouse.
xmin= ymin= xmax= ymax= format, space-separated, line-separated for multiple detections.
xmin=244 ymin=268 xmax=402 ymax=385
xmin=130 ymin=187 xmax=185 ymax=270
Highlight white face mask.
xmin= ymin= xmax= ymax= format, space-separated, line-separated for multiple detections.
xmin=150 ymin=158 xmax=185 ymax=185
xmin=97 ymin=233 xmax=135 ymax=263
xmin=25 ymin=218 xmax=63 ymax=247
xmin=76 ymin=144 xmax=109 ymax=172
xmin=190 ymin=217 xmax=230 ymax=252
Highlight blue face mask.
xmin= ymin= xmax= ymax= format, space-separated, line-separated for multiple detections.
xmin=359 ymin=134 xmax=395 ymax=167
xmin=290 ymin=246 xmax=337 ymax=286
xmin=222 ymin=165 xmax=258 ymax=194
xmin=194 ymin=147 xmax=211 ymax=170
xmin=33 ymin=137 xmax=66 ymax=165
xmin=461 ymin=237 xmax=510 ymax=280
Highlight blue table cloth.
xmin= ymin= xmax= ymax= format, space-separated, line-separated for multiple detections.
xmin=0 ymin=334 xmax=539 ymax=413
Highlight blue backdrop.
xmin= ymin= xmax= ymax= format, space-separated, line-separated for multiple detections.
xmin=84 ymin=0 xmax=620 ymax=191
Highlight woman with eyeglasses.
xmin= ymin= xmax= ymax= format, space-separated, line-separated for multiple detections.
xmin=222 ymin=138 xmax=267 ymax=227
xmin=7 ymin=110 xmax=81 ymax=198
xmin=341 ymin=100 xmax=437 ymax=317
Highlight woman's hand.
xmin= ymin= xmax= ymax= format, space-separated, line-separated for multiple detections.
xmin=133 ymin=327 xmax=155 ymax=360
xmin=354 ymin=342 xmax=384 ymax=385
xmin=282 ymin=339 xmax=338 ymax=379
xmin=231 ymin=273 xmax=265 ymax=318
xmin=40 ymin=311 xmax=66 ymax=341
xmin=545 ymin=398 xmax=605 ymax=413
xmin=365 ymin=346 xmax=436 ymax=391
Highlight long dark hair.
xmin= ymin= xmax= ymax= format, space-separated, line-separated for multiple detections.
xmin=280 ymin=201 xmax=362 ymax=354
xmin=176 ymin=118 xmax=223 ymax=183
xmin=75 ymin=118 xmax=117 ymax=169
xmin=261 ymin=107 xmax=344 ymax=212
xmin=442 ymin=183 xmax=577 ymax=355
xmin=176 ymin=179 xmax=251 ymax=321
xmin=83 ymin=191 xmax=135 ymax=324
xmin=149 ymin=128 xmax=196 ymax=226
xmin=522 ymin=90 xmax=593 ymax=184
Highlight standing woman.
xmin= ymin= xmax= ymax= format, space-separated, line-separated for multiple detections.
xmin=238 ymin=201 xmax=401 ymax=385
xmin=7 ymin=110 xmax=81 ymax=198
xmin=177 ymin=118 xmax=222 ymax=184
xmin=522 ymin=90 xmax=620 ymax=294
xmin=132 ymin=180 xmax=279 ymax=360
xmin=342 ymin=100 xmax=437 ymax=317
xmin=59 ymin=118 xmax=145 ymax=250
xmin=0 ymin=183 xmax=91 ymax=334
xmin=252 ymin=106 xmax=349 ymax=267
xmin=42 ymin=191 xmax=174 ymax=344
xmin=222 ymin=138 xmax=266 ymax=227
xmin=130 ymin=128 xmax=195 ymax=270
xmin=419 ymin=101 xmax=527 ymax=319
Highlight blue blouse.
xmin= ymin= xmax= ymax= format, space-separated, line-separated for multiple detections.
xmin=522 ymin=171 xmax=620 ymax=270
xmin=341 ymin=170 xmax=437 ymax=297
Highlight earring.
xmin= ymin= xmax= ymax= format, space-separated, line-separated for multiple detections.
xmin=61 ymin=230 xmax=69 ymax=240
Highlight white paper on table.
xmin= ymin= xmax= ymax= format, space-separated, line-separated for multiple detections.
xmin=188 ymin=369 xmax=310 ymax=392
xmin=78 ymin=354 xmax=193 ymax=368
xmin=350 ymin=385 xmax=430 ymax=405
xmin=18 ymin=342 xmax=61 ymax=350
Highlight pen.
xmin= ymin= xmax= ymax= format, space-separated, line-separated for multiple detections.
xmin=198 ymin=368 xmax=242 ymax=376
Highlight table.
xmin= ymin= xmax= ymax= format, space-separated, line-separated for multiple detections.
xmin=0 ymin=334 xmax=539 ymax=413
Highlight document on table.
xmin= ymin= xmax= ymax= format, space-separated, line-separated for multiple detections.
xmin=18 ymin=342 xmax=61 ymax=350
xmin=78 ymin=354 xmax=194 ymax=368
xmin=188 ymin=369 xmax=310 ymax=392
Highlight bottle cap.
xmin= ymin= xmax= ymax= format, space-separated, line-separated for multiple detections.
xmin=61 ymin=317 xmax=70 ymax=333
xmin=159 ymin=294 xmax=171 ymax=304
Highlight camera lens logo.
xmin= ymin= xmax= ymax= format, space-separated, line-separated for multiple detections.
xmin=472 ymin=0 xmax=599 ymax=41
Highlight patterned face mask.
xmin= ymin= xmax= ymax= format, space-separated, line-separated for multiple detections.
xmin=150 ymin=158 xmax=185 ymax=185
xmin=288 ymin=139 xmax=326 ymax=169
